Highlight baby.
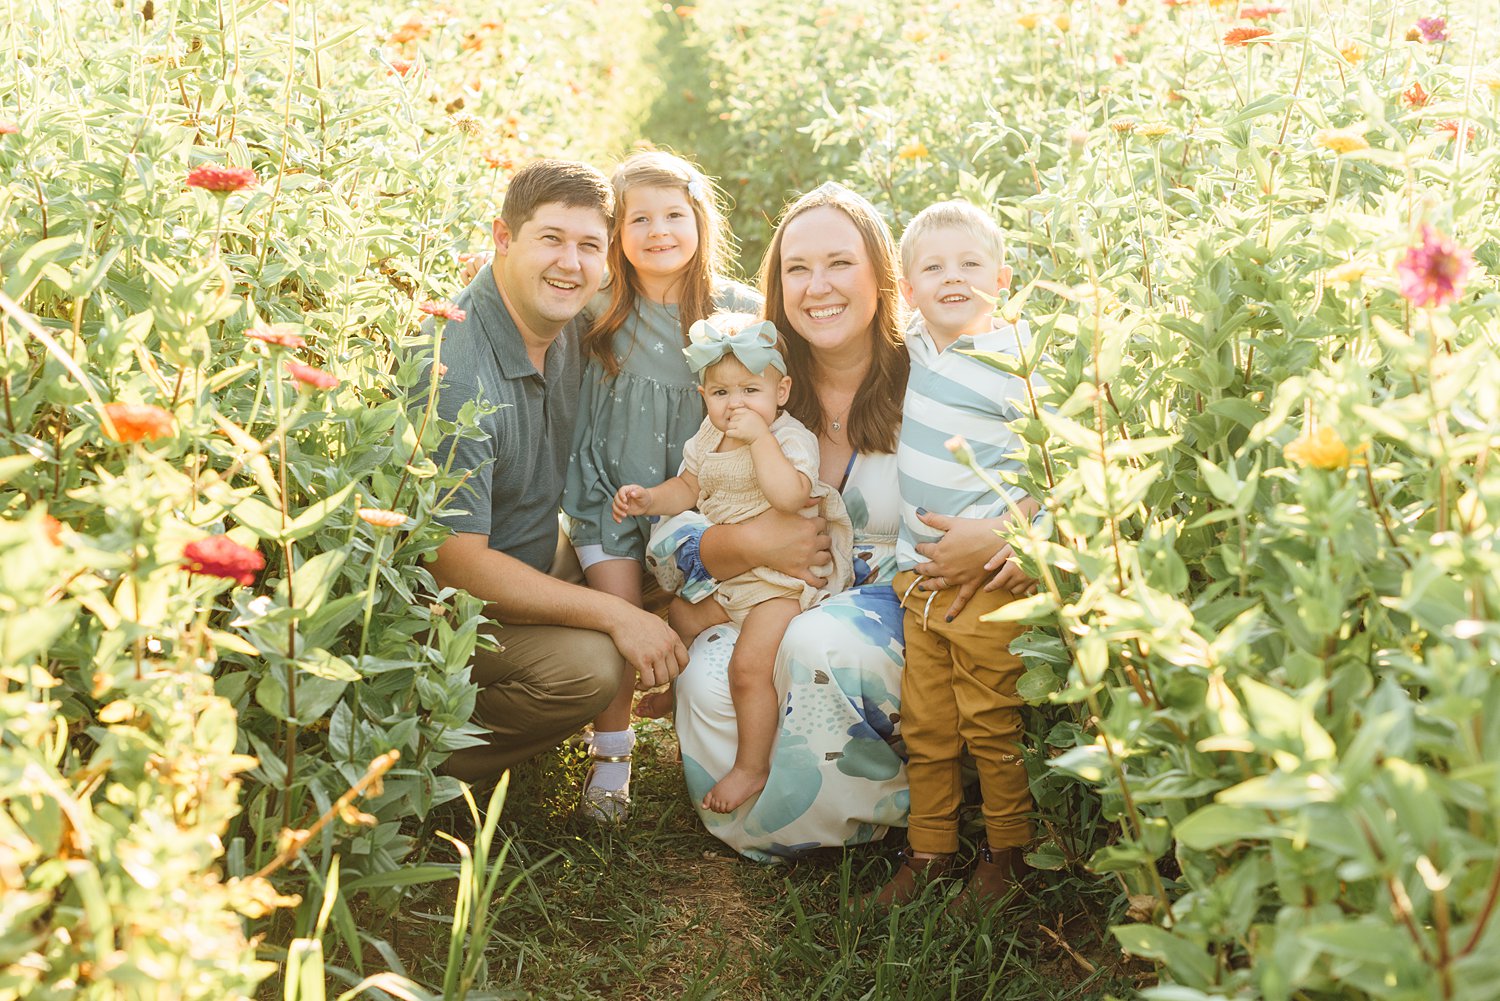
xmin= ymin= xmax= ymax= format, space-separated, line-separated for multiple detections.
xmin=613 ymin=312 xmax=853 ymax=813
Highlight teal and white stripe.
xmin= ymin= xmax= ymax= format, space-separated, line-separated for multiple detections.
xmin=896 ymin=315 xmax=1044 ymax=571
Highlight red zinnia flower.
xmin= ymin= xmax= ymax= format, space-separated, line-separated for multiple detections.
xmin=388 ymin=59 xmax=415 ymax=77
xmin=1241 ymin=5 xmax=1285 ymax=19
xmin=1397 ymin=225 xmax=1473 ymax=308
xmin=285 ymin=361 xmax=339 ymax=390
xmin=101 ymin=402 xmax=176 ymax=443
xmin=181 ymin=536 xmax=265 ymax=586
xmin=186 ymin=164 xmax=258 ymax=193
xmin=0 ymin=121 xmax=17 ymax=135
xmin=247 ymin=324 xmax=307 ymax=349
xmin=1414 ymin=16 xmax=1447 ymax=43
xmin=418 ymin=301 xmax=467 ymax=322
xmin=1402 ymin=81 xmax=1430 ymax=108
xmin=1435 ymin=119 xmax=1478 ymax=143
xmin=1224 ymin=26 xmax=1273 ymax=45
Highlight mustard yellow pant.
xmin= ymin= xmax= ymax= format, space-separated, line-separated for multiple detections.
xmin=894 ymin=570 xmax=1034 ymax=855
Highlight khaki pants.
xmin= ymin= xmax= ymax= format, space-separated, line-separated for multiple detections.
xmin=894 ymin=570 xmax=1033 ymax=854
xmin=442 ymin=537 xmax=625 ymax=783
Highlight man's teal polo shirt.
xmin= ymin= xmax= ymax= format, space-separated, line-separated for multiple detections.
xmin=421 ymin=266 xmax=582 ymax=572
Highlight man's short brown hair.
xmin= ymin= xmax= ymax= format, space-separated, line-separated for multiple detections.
xmin=499 ymin=159 xmax=613 ymax=233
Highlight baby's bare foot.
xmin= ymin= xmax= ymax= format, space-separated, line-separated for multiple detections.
xmin=634 ymin=691 xmax=673 ymax=719
xmin=701 ymin=766 xmax=768 ymax=814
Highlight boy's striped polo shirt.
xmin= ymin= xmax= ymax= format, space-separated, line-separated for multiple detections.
xmin=896 ymin=315 xmax=1044 ymax=572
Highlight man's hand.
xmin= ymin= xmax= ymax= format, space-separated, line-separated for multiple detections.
xmin=612 ymin=484 xmax=652 ymax=522
xmin=723 ymin=407 xmax=771 ymax=444
xmin=606 ymin=605 xmax=689 ymax=690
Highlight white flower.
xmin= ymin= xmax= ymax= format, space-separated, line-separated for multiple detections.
xmin=686 ymin=176 xmax=708 ymax=202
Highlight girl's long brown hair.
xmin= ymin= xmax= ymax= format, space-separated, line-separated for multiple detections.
xmin=759 ymin=182 xmax=908 ymax=455
xmin=583 ymin=149 xmax=731 ymax=376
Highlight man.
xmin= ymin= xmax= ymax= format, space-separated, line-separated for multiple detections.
xmin=420 ymin=159 xmax=688 ymax=793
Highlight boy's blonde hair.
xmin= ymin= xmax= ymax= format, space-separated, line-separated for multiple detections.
xmin=898 ymin=200 xmax=1005 ymax=274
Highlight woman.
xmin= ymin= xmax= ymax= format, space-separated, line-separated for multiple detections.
xmin=649 ymin=182 xmax=1031 ymax=861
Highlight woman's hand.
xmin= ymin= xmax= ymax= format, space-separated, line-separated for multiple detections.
xmin=700 ymin=507 xmax=831 ymax=586
xmin=910 ymin=511 xmax=1008 ymax=589
xmin=912 ymin=509 xmax=1039 ymax=620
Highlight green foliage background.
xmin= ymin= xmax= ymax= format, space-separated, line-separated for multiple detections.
xmin=4 ymin=0 xmax=1500 ymax=998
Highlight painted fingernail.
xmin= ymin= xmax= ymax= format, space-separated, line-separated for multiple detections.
xmin=945 ymin=614 xmax=955 ymax=622
xmin=916 ymin=506 xmax=927 ymax=515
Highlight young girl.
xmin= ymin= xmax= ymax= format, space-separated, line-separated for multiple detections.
xmin=567 ymin=150 xmax=761 ymax=822
xmin=613 ymin=314 xmax=854 ymax=814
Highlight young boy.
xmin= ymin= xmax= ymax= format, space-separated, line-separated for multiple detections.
xmin=873 ymin=200 xmax=1044 ymax=912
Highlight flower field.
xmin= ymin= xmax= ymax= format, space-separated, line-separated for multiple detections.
xmin=4 ymin=0 xmax=1499 ymax=998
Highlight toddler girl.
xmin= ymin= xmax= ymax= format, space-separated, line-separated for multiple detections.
xmin=613 ymin=313 xmax=853 ymax=813
xmin=568 ymin=150 xmax=761 ymax=821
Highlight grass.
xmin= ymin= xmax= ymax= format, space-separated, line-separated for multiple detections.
xmin=386 ymin=722 xmax=1144 ymax=1001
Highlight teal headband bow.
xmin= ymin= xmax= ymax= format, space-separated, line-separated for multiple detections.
xmin=683 ymin=318 xmax=786 ymax=377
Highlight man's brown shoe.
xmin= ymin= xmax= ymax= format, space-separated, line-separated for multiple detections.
xmin=864 ymin=849 xmax=954 ymax=909
xmin=946 ymin=844 xmax=1021 ymax=916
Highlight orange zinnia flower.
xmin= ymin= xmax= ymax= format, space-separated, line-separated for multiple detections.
xmin=1402 ymin=81 xmax=1430 ymax=108
xmin=0 ymin=121 xmax=18 ymax=135
xmin=285 ymin=361 xmax=339 ymax=390
xmin=247 ymin=324 xmax=307 ymax=349
xmin=1435 ymin=119 xmax=1477 ymax=143
xmin=41 ymin=515 xmax=64 ymax=547
xmin=357 ymin=507 xmax=407 ymax=528
xmin=102 ymin=402 xmax=176 ymax=443
xmin=1224 ymin=26 xmax=1273 ymax=45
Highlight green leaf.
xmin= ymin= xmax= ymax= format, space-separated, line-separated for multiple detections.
xmin=284 ymin=482 xmax=358 ymax=541
xmin=1112 ymin=924 xmax=1217 ymax=988
xmin=342 ymin=865 xmax=457 ymax=892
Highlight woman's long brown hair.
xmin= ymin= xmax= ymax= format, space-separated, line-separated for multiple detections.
xmin=583 ymin=149 xmax=731 ymax=376
xmin=759 ymin=182 xmax=908 ymax=455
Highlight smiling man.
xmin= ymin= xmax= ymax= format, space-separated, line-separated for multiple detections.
xmin=418 ymin=159 xmax=688 ymax=788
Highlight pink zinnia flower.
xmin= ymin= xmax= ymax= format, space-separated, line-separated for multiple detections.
xmin=182 ymin=536 xmax=265 ymax=586
xmin=247 ymin=324 xmax=307 ymax=349
xmin=285 ymin=360 xmax=339 ymax=390
xmin=418 ymin=301 xmax=468 ymax=322
xmin=1397 ymin=226 xmax=1472 ymax=307
xmin=1414 ymin=16 xmax=1447 ymax=43
xmin=185 ymin=164 xmax=258 ymax=193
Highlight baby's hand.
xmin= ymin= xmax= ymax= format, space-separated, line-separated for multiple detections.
xmin=723 ymin=408 xmax=771 ymax=443
xmin=612 ymin=484 xmax=651 ymax=522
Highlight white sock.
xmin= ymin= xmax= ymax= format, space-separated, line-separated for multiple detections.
xmin=587 ymin=729 xmax=635 ymax=792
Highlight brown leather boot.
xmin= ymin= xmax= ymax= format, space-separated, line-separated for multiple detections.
xmin=946 ymin=844 xmax=1021 ymax=916
xmin=863 ymin=849 xmax=954 ymax=909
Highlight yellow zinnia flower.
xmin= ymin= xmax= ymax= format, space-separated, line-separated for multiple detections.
xmin=1340 ymin=43 xmax=1364 ymax=65
xmin=1016 ymin=12 xmax=1040 ymax=29
xmin=1316 ymin=127 xmax=1369 ymax=154
xmin=897 ymin=141 xmax=929 ymax=160
xmin=1285 ymin=427 xmax=1351 ymax=470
